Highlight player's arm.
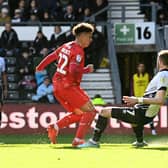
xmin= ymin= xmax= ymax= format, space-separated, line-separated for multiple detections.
xmin=69 ymin=53 xmax=83 ymax=78
xmin=124 ymin=73 xmax=168 ymax=106
xmin=69 ymin=53 xmax=93 ymax=80
xmin=69 ymin=63 xmax=94 ymax=84
xmin=69 ymin=62 xmax=82 ymax=77
xmin=123 ymin=89 xmax=166 ymax=106
xmin=69 ymin=62 xmax=94 ymax=75
xmin=36 ymin=49 xmax=59 ymax=71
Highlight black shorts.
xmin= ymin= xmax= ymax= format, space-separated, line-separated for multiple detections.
xmin=112 ymin=107 xmax=154 ymax=126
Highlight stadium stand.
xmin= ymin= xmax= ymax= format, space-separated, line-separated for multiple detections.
xmin=0 ymin=0 xmax=166 ymax=104
xmin=0 ymin=0 xmax=111 ymax=103
xmin=108 ymin=0 xmax=145 ymax=23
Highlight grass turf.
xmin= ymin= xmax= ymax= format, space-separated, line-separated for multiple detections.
xmin=0 ymin=134 xmax=168 ymax=168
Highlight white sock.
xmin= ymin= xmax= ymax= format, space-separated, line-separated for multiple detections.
xmin=74 ymin=137 xmax=82 ymax=142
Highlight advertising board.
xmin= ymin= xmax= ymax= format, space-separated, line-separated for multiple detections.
xmin=0 ymin=104 xmax=167 ymax=135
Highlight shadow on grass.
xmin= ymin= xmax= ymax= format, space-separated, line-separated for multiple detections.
xmin=50 ymin=146 xmax=81 ymax=150
xmin=105 ymin=143 xmax=168 ymax=151
xmin=101 ymin=144 xmax=130 ymax=148
xmin=0 ymin=144 xmax=27 ymax=148
xmin=139 ymin=146 xmax=168 ymax=151
xmin=1 ymin=143 xmax=168 ymax=151
xmin=51 ymin=143 xmax=131 ymax=150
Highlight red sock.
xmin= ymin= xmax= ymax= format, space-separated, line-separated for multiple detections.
xmin=57 ymin=113 xmax=82 ymax=129
xmin=75 ymin=111 xmax=96 ymax=139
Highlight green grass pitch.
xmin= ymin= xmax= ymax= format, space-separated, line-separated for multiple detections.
xmin=0 ymin=134 xmax=168 ymax=168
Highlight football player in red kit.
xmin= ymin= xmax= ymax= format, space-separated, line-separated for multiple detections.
xmin=36 ymin=23 xmax=97 ymax=146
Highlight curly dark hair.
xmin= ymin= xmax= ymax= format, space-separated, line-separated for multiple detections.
xmin=72 ymin=22 xmax=94 ymax=36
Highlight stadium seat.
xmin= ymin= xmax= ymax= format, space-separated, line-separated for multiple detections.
xmin=24 ymin=75 xmax=35 ymax=81
xmin=7 ymin=74 xmax=18 ymax=82
xmin=25 ymin=92 xmax=34 ymax=100
xmin=5 ymin=57 xmax=16 ymax=65
xmin=6 ymin=66 xmax=16 ymax=73
xmin=8 ymin=83 xmax=18 ymax=90
xmin=6 ymin=50 xmax=14 ymax=57
xmin=24 ymin=84 xmax=36 ymax=90
xmin=8 ymin=91 xmax=19 ymax=100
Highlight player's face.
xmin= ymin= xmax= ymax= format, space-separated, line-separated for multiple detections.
xmin=79 ymin=32 xmax=93 ymax=48
xmin=137 ymin=64 xmax=145 ymax=73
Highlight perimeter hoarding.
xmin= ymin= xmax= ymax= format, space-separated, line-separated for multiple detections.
xmin=0 ymin=104 xmax=167 ymax=134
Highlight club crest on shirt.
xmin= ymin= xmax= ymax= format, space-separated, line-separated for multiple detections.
xmin=76 ymin=54 xmax=82 ymax=63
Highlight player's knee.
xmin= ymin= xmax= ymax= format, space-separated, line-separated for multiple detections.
xmin=100 ymin=108 xmax=112 ymax=118
xmin=84 ymin=106 xmax=95 ymax=112
xmin=74 ymin=108 xmax=83 ymax=115
xmin=100 ymin=109 xmax=107 ymax=116
xmin=80 ymin=101 xmax=95 ymax=112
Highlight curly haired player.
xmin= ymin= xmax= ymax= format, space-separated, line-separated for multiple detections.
xmin=36 ymin=23 xmax=97 ymax=146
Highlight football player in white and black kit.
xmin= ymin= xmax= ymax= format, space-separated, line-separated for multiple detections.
xmin=78 ymin=50 xmax=168 ymax=148
xmin=0 ymin=55 xmax=7 ymax=127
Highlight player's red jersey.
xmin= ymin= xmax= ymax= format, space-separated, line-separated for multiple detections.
xmin=36 ymin=41 xmax=90 ymax=86
xmin=37 ymin=41 xmax=92 ymax=111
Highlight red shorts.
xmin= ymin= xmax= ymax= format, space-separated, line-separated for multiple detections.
xmin=53 ymin=80 xmax=90 ymax=112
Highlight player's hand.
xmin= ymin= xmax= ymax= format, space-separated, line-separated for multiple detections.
xmin=123 ymin=96 xmax=138 ymax=106
xmin=86 ymin=64 xmax=94 ymax=73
